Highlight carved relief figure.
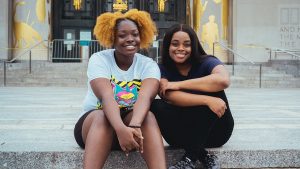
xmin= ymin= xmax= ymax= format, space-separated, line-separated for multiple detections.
xmin=73 ymin=0 xmax=82 ymax=10
xmin=13 ymin=1 xmax=43 ymax=48
xmin=158 ymin=0 xmax=167 ymax=12
xmin=201 ymin=15 xmax=219 ymax=49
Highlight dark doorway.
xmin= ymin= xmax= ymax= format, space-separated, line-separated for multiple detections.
xmin=145 ymin=0 xmax=186 ymax=39
xmin=53 ymin=0 xmax=96 ymax=40
xmin=52 ymin=0 xmax=186 ymax=61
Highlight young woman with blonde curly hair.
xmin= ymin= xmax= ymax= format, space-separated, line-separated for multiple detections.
xmin=74 ymin=9 xmax=166 ymax=169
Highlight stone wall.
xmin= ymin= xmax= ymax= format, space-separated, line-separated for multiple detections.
xmin=0 ymin=0 xmax=10 ymax=60
xmin=233 ymin=0 xmax=300 ymax=63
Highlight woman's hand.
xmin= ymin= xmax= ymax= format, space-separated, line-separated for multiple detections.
xmin=206 ymin=97 xmax=227 ymax=118
xmin=115 ymin=126 xmax=141 ymax=155
xmin=159 ymin=78 xmax=168 ymax=97
xmin=132 ymin=128 xmax=144 ymax=153
xmin=159 ymin=79 xmax=180 ymax=97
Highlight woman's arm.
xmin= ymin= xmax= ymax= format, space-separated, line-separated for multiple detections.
xmin=129 ymin=78 xmax=159 ymax=126
xmin=90 ymin=78 xmax=141 ymax=152
xmin=164 ymin=65 xmax=230 ymax=93
xmin=90 ymin=78 xmax=126 ymax=131
xmin=162 ymin=90 xmax=227 ymax=118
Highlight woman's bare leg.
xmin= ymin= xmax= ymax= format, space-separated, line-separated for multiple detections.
xmin=140 ymin=111 xmax=166 ymax=169
xmin=82 ymin=110 xmax=114 ymax=169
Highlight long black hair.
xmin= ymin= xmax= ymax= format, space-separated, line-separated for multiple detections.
xmin=161 ymin=24 xmax=207 ymax=71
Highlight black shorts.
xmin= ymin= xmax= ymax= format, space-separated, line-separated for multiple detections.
xmin=73 ymin=108 xmax=132 ymax=149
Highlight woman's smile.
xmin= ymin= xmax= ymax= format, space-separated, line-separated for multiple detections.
xmin=174 ymin=52 xmax=187 ymax=59
xmin=169 ymin=31 xmax=192 ymax=64
xmin=124 ymin=45 xmax=136 ymax=50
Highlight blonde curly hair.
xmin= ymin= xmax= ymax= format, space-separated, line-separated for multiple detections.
xmin=93 ymin=9 xmax=157 ymax=49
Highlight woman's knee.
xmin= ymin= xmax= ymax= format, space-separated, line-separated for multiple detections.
xmin=83 ymin=110 xmax=111 ymax=134
xmin=142 ymin=111 xmax=158 ymax=127
xmin=91 ymin=110 xmax=111 ymax=129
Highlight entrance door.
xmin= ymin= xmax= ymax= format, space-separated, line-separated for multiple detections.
xmin=52 ymin=0 xmax=187 ymax=61
xmin=138 ymin=0 xmax=187 ymax=60
xmin=145 ymin=0 xmax=186 ymax=39
xmin=53 ymin=0 xmax=187 ymax=40
xmin=53 ymin=0 xmax=97 ymax=62
xmin=53 ymin=0 xmax=96 ymax=39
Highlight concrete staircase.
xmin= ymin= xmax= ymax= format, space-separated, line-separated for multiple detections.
xmin=225 ymin=64 xmax=300 ymax=88
xmin=0 ymin=61 xmax=300 ymax=88
xmin=1 ymin=87 xmax=300 ymax=168
xmin=0 ymin=61 xmax=87 ymax=87
xmin=267 ymin=59 xmax=300 ymax=77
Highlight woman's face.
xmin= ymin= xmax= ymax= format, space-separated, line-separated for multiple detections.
xmin=114 ymin=20 xmax=140 ymax=57
xmin=169 ymin=31 xmax=192 ymax=64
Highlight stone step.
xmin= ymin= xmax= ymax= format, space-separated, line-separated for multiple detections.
xmin=1 ymin=62 xmax=84 ymax=68
xmin=1 ymin=77 xmax=299 ymax=88
xmin=1 ymin=62 xmax=300 ymax=88
xmin=231 ymin=75 xmax=297 ymax=81
xmin=1 ymin=148 xmax=299 ymax=169
xmin=230 ymin=82 xmax=300 ymax=88
xmin=0 ymin=72 xmax=87 ymax=78
xmin=1 ymin=82 xmax=86 ymax=87
xmin=0 ymin=87 xmax=300 ymax=168
xmin=226 ymin=66 xmax=294 ymax=75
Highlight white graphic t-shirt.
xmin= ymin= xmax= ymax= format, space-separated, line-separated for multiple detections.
xmin=80 ymin=49 xmax=160 ymax=118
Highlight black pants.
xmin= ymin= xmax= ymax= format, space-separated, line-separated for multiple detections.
xmin=150 ymin=91 xmax=234 ymax=158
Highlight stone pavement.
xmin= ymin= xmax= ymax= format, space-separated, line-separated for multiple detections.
xmin=0 ymin=87 xmax=300 ymax=168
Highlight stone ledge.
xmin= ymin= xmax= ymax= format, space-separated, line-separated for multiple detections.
xmin=1 ymin=148 xmax=300 ymax=169
xmin=1 ymin=88 xmax=300 ymax=169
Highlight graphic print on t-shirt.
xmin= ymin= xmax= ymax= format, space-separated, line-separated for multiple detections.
xmin=96 ymin=76 xmax=141 ymax=109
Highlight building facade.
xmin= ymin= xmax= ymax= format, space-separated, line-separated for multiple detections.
xmin=0 ymin=0 xmax=299 ymax=63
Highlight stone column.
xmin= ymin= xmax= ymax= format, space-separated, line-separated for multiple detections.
xmin=0 ymin=0 xmax=12 ymax=60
